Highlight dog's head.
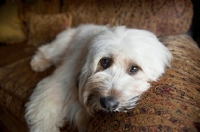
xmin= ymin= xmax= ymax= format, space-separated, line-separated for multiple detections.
xmin=78 ymin=26 xmax=172 ymax=114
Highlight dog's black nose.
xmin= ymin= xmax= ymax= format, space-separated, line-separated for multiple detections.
xmin=100 ymin=96 xmax=119 ymax=111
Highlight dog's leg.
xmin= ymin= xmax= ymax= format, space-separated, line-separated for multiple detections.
xmin=31 ymin=28 xmax=76 ymax=72
xmin=25 ymin=76 xmax=67 ymax=132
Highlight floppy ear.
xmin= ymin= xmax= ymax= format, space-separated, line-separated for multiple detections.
xmin=78 ymin=53 xmax=99 ymax=97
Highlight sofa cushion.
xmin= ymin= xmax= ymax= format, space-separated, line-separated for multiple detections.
xmin=27 ymin=13 xmax=72 ymax=46
xmin=0 ymin=43 xmax=36 ymax=67
xmin=62 ymin=0 xmax=193 ymax=37
xmin=0 ymin=3 xmax=27 ymax=44
xmin=0 ymin=57 xmax=54 ymax=132
xmin=21 ymin=0 xmax=61 ymax=21
xmin=0 ymin=34 xmax=199 ymax=132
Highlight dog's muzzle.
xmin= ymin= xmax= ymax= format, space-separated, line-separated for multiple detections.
xmin=100 ymin=96 xmax=119 ymax=111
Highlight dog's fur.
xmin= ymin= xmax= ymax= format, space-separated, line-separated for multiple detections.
xmin=25 ymin=24 xmax=172 ymax=132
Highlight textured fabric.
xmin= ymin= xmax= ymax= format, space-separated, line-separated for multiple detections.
xmin=27 ymin=13 xmax=72 ymax=46
xmin=0 ymin=43 xmax=36 ymax=67
xmin=0 ymin=2 xmax=27 ymax=44
xmin=88 ymin=34 xmax=200 ymax=132
xmin=0 ymin=34 xmax=199 ymax=132
xmin=62 ymin=0 xmax=193 ymax=37
xmin=21 ymin=0 xmax=61 ymax=21
xmin=0 ymin=120 xmax=10 ymax=132
xmin=0 ymin=57 xmax=54 ymax=132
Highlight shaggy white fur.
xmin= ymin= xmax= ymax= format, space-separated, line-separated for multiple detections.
xmin=25 ymin=24 xmax=172 ymax=132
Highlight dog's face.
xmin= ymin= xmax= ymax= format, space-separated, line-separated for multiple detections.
xmin=78 ymin=26 xmax=172 ymax=114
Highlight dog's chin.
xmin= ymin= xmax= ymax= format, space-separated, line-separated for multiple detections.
xmin=85 ymin=102 xmax=139 ymax=115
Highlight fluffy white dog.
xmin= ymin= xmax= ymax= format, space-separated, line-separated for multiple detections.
xmin=25 ymin=24 xmax=172 ymax=132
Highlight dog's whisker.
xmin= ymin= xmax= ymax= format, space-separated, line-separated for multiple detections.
xmin=119 ymin=100 xmax=139 ymax=111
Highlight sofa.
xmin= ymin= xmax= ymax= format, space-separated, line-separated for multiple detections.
xmin=0 ymin=0 xmax=200 ymax=132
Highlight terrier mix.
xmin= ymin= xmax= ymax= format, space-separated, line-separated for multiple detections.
xmin=25 ymin=24 xmax=172 ymax=132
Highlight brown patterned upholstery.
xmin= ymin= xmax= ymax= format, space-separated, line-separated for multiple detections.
xmin=0 ymin=46 xmax=54 ymax=132
xmin=62 ymin=0 xmax=193 ymax=37
xmin=27 ymin=13 xmax=72 ymax=46
xmin=0 ymin=0 xmax=199 ymax=132
xmin=21 ymin=0 xmax=61 ymax=21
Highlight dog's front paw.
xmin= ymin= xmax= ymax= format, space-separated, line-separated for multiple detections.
xmin=30 ymin=53 xmax=51 ymax=72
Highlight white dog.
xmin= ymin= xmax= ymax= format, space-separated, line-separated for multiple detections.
xmin=25 ymin=24 xmax=172 ymax=132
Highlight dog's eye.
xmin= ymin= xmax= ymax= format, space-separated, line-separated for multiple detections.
xmin=129 ymin=66 xmax=139 ymax=75
xmin=100 ymin=58 xmax=111 ymax=69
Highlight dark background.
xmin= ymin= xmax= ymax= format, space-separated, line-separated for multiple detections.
xmin=190 ymin=0 xmax=200 ymax=47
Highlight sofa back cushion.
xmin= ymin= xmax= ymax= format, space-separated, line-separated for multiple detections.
xmin=62 ymin=0 xmax=193 ymax=37
xmin=27 ymin=13 xmax=72 ymax=46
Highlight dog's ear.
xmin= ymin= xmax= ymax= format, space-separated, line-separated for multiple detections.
xmin=76 ymin=72 xmax=81 ymax=89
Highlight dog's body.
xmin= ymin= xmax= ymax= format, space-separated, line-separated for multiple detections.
xmin=25 ymin=24 xmax=172 ymax=132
